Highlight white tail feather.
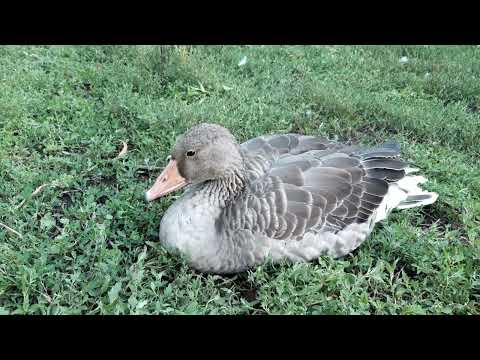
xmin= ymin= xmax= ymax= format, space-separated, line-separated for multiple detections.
xmin=405 ymin=167 xmax=420 ymax=174
xmin=396 ymin=192 xmax=438 ymax=209
xmin=374 ymin=175 xmax=438 ymax=223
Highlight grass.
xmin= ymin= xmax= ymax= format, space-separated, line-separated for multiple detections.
xmin=0 ymin=45 xmax=479 ymax=315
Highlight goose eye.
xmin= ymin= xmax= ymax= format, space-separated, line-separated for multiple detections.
xmin=186 ymin=150 xmax=196 ymax=157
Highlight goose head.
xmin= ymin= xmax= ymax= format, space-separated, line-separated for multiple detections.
xmin=145 ymin=123 xmax=244 ymax=202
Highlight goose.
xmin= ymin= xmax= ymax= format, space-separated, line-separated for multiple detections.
xmin=145 ymin=123 xmax=438 ymax=274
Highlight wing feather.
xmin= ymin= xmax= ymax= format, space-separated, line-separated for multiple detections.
xmin=220 ymin=136 xmax=409 ymax=241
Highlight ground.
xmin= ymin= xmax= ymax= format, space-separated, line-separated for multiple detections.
xmin=0 ymin=45 xmax=479 ymax=315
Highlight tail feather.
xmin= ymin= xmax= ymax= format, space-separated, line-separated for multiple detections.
xmin=397 ymin=192 xmax=438 ymax=209
xmin=352 ymin=140 xmax=438 ymax=222
xmin=374 ymin=174 xmax=438 ymax=223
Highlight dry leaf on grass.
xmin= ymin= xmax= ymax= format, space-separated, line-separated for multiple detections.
xmin=16 ymin=183 xmax=49 ymax=209
xmin=115 ymin=141 xmax=128 ymax=159
xmin=0 ymin=222 xmax=23 ymax=238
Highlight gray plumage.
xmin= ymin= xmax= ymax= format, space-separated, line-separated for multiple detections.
xmin=152 ymin=123 xmax=438 ymax=274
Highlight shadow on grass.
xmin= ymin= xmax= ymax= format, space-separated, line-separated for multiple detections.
xmin=417 ymin=201 xmax=469 ymax=244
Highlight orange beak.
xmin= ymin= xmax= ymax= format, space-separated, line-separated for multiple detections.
xmin=145 ymin=159 xmax=188 ymax=202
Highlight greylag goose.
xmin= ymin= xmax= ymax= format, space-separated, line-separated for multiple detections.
xmin=145 ymin=123 xmax=438 ymax=274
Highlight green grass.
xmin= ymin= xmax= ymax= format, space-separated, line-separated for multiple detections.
xmin=0 ymin=45 xmax=479 ymax=315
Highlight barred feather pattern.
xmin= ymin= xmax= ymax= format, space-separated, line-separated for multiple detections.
xmin=213 ymin=134 xmax=437 ymax=265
